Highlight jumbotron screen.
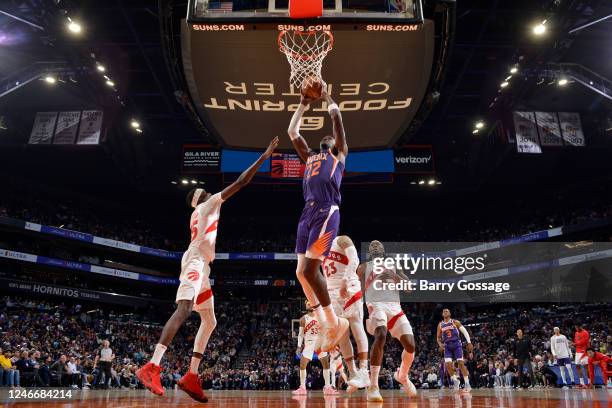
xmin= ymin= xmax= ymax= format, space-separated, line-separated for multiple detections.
xmin=182 ymin=20 xmax=434 ymax=149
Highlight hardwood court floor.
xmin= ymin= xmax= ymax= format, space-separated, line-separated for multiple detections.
xmin=3 ymin=388 xmax=611 ymax=407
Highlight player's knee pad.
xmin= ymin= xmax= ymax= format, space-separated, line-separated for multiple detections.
xmin=350 ymin=322 xmax=368 ymax=353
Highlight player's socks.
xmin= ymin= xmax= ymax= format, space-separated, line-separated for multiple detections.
xmin=313 ymin=305 xmax=326 ymax=323
xmin=323 ymin=368 xmax=331 ymax=387
xmin=359 ymin=359 xmax=368 ymax=370
xmin=451 ymin=374 xmax=459 ymax=387
xmin=189 ymin=356 xmax=201 ymax=374
xmin=322 ymin=304 xmax=337 ymax=324
xmin=370 ymin=365 xmax=381 ymax=388
xmin=463 ymin=376 xmax=471 ymax=388
xmin=398 ymin=351 xmax=414 ymax=378
xmin=565 ymin=364 xmax=575 ymax=384
xmin=347 ymin=359 xmax=357 ymax=376
xmin=579 ymin=377 xmax=585 ymax=385
xmin=151 ymin=343 xmax=167 ymax=366
xmin=300 ymin=369 xmax=307 ymax=387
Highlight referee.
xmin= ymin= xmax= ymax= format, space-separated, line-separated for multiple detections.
xmin=94 ymin=340 xmax=114 ymax=389
xmin=515 ymin=329 xmax=535 ymax=388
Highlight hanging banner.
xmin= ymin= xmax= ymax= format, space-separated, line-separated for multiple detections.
xmin=53 ymin=111 xmax=81 ymax=144
xmin=77 ymin=110 xmax=104 ymax=145
xmin=534 ymin=112 xmax=563 ymax=146
xmin=513 ymin=111 xmax=542 ymax=154
xmin=29 ymin=112 xmax=58 ymax=144
xmin=558 ymin=112 xmax=585 ymax=146
xmin=182 ymin=145 xmax=221 ymax=173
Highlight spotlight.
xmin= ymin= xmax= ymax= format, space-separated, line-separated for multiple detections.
xmin=171 ymin=181 xmax=178 ymax=185
xmin=505 ymin=75 xmax=512 ymax=81
xmin=428 ymin=179 xmax=436 ymax=185
xmin=181 ymin=179 xmax=189 ymax=185
xmin=410 ymin=181 xmax=416 ymax=185
xmin=418 ymin=180 xmax=425 ymax=185
xmin=475 ymin=121 xmax=484 ymax=129
xmin=97 ymin=64 xmax=106 ymax=72
xmin=510 ymin=67 xmax=518 ymax=74
xmin=472 ymin=129 xmax=479 ymax=134
xmin=191 ymin=180 xmax=197 ymax=184
xmin=500 ymin=81 xmax=509 ymax=88
xmin=135 ymin=128 xmax=143 ymax=133
xmin=130 ymin=120 xmax=140 ymax=129
xmin=44 ymin=76 xmax=56 ymax=84
xmin=533 ymin=22 xmax=546 ymax=36
xmin=67 ymin=21 xmax=82 ymax=34
xmin=106 ymin=80 xmax=114 ymax=87
xmin=558 ymin=78 xmax=568 ymax=86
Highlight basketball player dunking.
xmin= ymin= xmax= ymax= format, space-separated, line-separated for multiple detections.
xmin=436 ymin=308 xmax=473 ymax=392
xmin=287 ymin=83 xmax=349 ymax=352
xmin=136 ymin=137 xmax=278 ymax=402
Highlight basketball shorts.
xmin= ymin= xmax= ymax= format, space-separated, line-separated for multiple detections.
xmin=329 ymin=284 xmax=363 ymax=322
xmin=444 ymin=341 xmax=464 ymax=362
xmin=302 ymin=339 xmax=328 ymax=361
xmin=295 ymin=202 xmax=340 ymax=260
xmin=176 ymin=249 xmax=213 ymax=311
xmin=366 ymin=302 xmax=413 ymax=340
xmin=574 ymin=352 xmax=588 ymax=365
xmin=557 ymin=357 xmax=572 ymax=366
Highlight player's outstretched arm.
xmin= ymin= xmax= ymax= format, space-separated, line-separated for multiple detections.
xmin=454 ymin=320 xmax=473 ymax=351
xmin=220 ymin=136 xmax=279 ymax=201
xmin=321 ymin=83 xmax=348 ymax=163
xmin=287 ymin=96 xmax=312 ymax=162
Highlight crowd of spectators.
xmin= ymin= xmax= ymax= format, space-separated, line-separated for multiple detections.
xmin=1 ymin=185 xmax=610 ymax=254
xmin=1 ymin=295 xmax=609 ymax=391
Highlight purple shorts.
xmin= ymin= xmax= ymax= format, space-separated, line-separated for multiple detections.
xmin=557 ymin=357 xmax=572 ymax=366
xmin=295 ymin=202 xmax=340 ymax=260
xmin=444 ymin=342 xmax=464 ymax=361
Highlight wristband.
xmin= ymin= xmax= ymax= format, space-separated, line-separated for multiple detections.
xmin=327 ymin=103 xmax=339 ymax=114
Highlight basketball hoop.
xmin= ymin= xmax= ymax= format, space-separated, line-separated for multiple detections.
xmin=278 ymin=30 xmax=334 ymax=89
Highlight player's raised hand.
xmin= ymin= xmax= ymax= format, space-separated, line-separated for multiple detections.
xmin=263 ymin=136 xmax=279 ymax=159
xmin=320 ymin=80 xmax=329 ymax=99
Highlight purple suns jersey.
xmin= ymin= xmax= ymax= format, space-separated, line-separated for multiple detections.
xmin=440 ymin=319 xmax=461 ymax=344
xmin=303 ymin=150 xmax=344 ymax=205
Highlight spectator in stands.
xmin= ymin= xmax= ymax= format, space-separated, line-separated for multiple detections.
xmin=0 ymin=348 xmax=20 ymax=387
xmin=66 ymin=357 xmax=81 ymax=388
xmin=15 ymin=351 xmax=35 ymax=386
xmin=425 ymin=369 xmax=438 ymax=388
xmin=50 ymin=355 xmax=70 ymax=386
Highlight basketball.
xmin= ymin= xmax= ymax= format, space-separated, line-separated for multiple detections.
xmin=301 ymin=77 xmax=323 ymax=100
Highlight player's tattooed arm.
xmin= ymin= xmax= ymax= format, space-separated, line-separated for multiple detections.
xmin=287 ymin=96 xmax=312 ymax=162
xmin=221 ymin=136 xmax=279 ymax=201
xmin=321 ymin=82 xmax=348 ymax=162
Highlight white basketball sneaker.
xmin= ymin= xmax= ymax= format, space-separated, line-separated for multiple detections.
xmin=394 ymin=369 xmax=417 ymax=397
xmin=367 ymin=386 xmax=383 ymax=402
xmin=348 ymin=369 xmax=371 ymax=389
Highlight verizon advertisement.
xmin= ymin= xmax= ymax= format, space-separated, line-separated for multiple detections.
xmin=182 ymin=145 xmax=221 ymax=173
xmin=394 ymin=145 xmax=435 ymax=174
xmin=182 ymin=21 xmax=434 ymax=149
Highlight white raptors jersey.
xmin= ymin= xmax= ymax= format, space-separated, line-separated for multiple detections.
xmin=323 ymin=239 xmax=360 ymax=290
xmin=364 ymin=260 xmax=401 ymax=304
xmin=303 ymin=314 xmax=320 ymax=342
xmin=187 ymin=192 xmax=224 ymax=262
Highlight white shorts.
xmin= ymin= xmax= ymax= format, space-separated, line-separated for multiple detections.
xmin=176 ymin=250 xmax=213 ymax=311
xmin=329 ymin=285 xmax=364 ymax=322
xmin=366 ymin=302 xmax=413 ymax=340
xmin=575 ymin=352 xmax=588 ymax=365
xmin=302 ymin=339 xmax=328 ymax=361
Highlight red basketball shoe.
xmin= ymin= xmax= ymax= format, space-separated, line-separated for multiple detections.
xmin=136 ymin=362 xmax=164 ymax=396
xmin=178 ymin=372 xmax=208 ymax=403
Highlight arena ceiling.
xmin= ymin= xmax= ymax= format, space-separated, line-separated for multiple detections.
xmin=0 ymin=0 xmax=610 ymax=193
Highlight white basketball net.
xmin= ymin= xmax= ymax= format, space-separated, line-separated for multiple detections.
xmin=278 ymin=30 xmax=334 ymax=89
